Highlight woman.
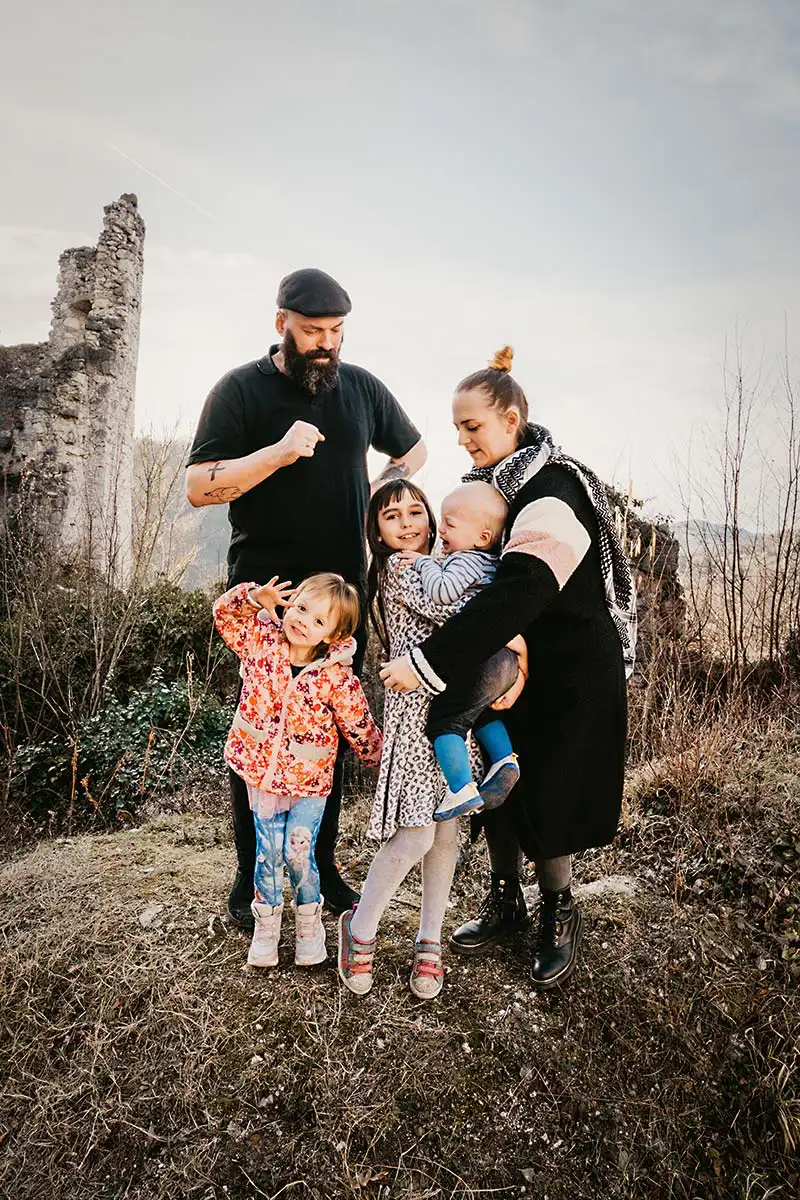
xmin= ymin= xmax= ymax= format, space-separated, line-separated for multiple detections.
xmin=380 ymin=346 xmax=635 ymax=988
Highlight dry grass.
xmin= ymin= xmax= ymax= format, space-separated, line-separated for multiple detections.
xmin=1 ymin=722 xmax=798 ymax=1200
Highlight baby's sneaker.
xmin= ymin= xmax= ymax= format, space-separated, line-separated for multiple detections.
xmin=478 ymin=754 xmax=520 ymax=811
xmin=433 ymin=781 xmax=483 ymax=822
xmin=295 ymin=900 xmax=327 ymax=966
xmin=247 ymin=901 xmax=283 ymax=967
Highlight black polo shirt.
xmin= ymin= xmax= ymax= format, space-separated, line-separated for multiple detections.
xmin=188 ymin=348 xmax=420 ymax=588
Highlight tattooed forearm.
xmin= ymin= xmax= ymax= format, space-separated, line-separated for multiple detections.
xmin=203 ymin=462 xmax=240 ymax=500
xmin=186 ymin=441 xmax=293 ymax=507
xmin=377 ymin=462 xmax=411 ymax=484
xmin=203 ymin=486 xmax=243 ymax=501
xmin=369 ymin=440 xmax=426 ymax=495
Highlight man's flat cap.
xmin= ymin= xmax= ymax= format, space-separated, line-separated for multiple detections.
xmin=276 ymin=268 xmax=352 ymax=317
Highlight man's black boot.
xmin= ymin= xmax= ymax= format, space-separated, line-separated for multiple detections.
xmin=449 ymin=873 xmax=530 ymax=956
xmin=319 ymin=863 xmax=361 ymax=914
xmin=227 ymin=867 xmax=255 ymax=930
xmin=227 ymin=768 xmax=256 ymax=930
xmin=530 ymin=887 xmax=583 ymax=988
xmin=314 ymin=744 xmax=361 ymax=914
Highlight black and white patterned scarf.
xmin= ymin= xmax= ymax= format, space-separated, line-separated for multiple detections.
xmin=463 ymin=424 xmax=637 ymax=677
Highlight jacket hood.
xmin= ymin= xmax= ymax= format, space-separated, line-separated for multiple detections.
xmin=316 ymin=636 xmax=357 ymax=669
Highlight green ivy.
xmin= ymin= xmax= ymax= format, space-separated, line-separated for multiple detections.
xmin=11 ymin=668 xmax=231 ymax=827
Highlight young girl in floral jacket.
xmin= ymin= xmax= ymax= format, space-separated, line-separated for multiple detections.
xmin=213 ymin=573 xmax=382 ymax=970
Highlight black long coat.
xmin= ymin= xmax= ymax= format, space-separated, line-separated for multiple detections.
xmin=416 ymin=462 xmax=627 ymax=860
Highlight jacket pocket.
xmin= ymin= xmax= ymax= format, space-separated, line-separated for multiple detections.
xmin=231 ymin=710 xmax=270 ymax=743
xmin=288 ymin=739 xmax=330 ymax=763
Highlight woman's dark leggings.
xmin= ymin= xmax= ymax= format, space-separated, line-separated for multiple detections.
xmin=483 ymin=803 xmax=571 ymax=891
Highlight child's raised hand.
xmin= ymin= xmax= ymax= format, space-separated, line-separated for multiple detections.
xmin=248 ymin=576 xmax=295 ymax=621
xmin=396 ymin=550 xmax=424 ymax=566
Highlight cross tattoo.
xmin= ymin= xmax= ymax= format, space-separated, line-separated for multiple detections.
xmin=207 ymin=461 xmax=226 ymax=481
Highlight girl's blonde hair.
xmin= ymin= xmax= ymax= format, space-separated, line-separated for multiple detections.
xmin=293 ymin=573 xmax=361 ymax=651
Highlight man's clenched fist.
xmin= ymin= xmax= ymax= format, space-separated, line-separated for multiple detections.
xmin=280 ymin=420 xmax=325 ymax=465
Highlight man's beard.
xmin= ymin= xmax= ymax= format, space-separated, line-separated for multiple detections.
xmin=283 ymin=329 xmax=341 ymax=395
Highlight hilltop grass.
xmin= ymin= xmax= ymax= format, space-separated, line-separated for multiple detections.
xmin=0 ymin=723 xmax=798 ymax=1200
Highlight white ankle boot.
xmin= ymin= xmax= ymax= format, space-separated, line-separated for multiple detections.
xmin=248 ymin=901 xmax=283 ymax=967
xmin=295 ymin=900 xmax=327 ymax=966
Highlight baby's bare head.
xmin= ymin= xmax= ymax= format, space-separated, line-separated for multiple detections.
xmin=439 ymin=482 xmax=508 ymax=555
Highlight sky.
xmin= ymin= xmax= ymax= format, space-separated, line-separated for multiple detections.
xmin=2 ymin=0 xmax=799 ymax=521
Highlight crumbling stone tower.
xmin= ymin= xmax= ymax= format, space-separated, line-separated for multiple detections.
xmin=0 ymin=194 xmax=145 ymax=578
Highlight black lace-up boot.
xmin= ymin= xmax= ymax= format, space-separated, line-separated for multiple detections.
xmin=449 ymin=872 xmax=531 ymax=955
xmin=530 ymin=887 xmax=583 ymax=988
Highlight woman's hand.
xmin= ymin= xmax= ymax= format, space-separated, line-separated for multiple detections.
xmin=505 ymin=634 xmax=529 ymax=680
xmin=380 ymin=657 xmax=421 ymax=693
xmin=491 ymin=668 xmax=526 ymax=711
xmin=248 ymin=576 xmax=295 ymax=621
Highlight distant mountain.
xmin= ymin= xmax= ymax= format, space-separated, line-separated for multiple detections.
xmin=173 ymin=501 xmax=231 ymax=590
xmin=135 ymin=439 xmax=770 ymax=593
xmin=678 ymin=518 xmax=757 ymax=561
xmin=134 ymin=437 xmax=230 ymax=591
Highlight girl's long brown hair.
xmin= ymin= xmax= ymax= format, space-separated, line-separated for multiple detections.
xmin=366 ymin=480 xmax=437 ymax=651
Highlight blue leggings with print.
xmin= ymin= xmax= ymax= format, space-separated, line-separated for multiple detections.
xmin=253 ymin=796 xmax=326 ymax=907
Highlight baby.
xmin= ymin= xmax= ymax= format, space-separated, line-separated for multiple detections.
xmin=400 ymin=481 xmax=527 ymax=820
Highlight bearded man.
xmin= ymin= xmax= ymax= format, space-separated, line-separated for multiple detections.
xmin=186 ymin=268 xmax=425 ymax=923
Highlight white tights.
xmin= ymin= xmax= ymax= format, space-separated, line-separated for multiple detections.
xmin=349 ymin=821 xmax=459 ymax=945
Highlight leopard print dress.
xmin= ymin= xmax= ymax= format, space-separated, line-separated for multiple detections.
xmin=367 ymin=556 xmax=482 ymax=842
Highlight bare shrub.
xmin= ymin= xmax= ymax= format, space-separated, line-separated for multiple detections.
xmin=680 ymin=332 xmax=800 ymax=676
xmin=0 ymin=435 xmax=234 ymax=839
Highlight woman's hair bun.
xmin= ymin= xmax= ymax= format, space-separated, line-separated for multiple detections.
xmin=489 ymin=345 xmax=514 ymax=373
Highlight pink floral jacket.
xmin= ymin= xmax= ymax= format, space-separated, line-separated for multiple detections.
xmin=213 ymin=584 xmax=383 ymax=797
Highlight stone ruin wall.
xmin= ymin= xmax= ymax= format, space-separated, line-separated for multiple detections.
xmin=0 ymin=194 xmax=145 ymax=578
xmin=611 ymin=495 xmax=686 ymax=671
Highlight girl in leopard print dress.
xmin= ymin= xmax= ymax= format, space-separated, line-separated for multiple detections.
xmin=337 ymin=481 xmax=519 ymax=1001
